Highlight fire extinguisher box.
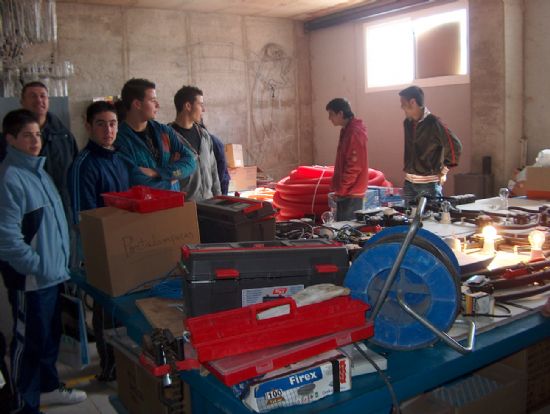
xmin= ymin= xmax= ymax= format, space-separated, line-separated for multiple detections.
xmin=196 ymin=196 xmax=276 ymax=243
xmin=180 ymin=239 xmax=349 ymax=317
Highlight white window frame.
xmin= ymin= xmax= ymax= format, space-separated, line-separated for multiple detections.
xmin=364 ymin=0 xmax=469 ymax=93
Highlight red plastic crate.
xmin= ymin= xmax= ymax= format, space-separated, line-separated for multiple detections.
xmin=205 ymin=322 xmax=374 ymax=386
xmin=101 ymin=186 xmax=184 ymax=213
xmin=185 ymin=296 xmax=369 ymax=362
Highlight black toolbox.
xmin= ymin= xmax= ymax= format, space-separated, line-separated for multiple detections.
xmin=181 ymin=239 xmax=349 ymax=317
xmin=196 ymin=196 xmax=276 ymax=242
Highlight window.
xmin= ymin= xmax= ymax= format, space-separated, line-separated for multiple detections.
xmin=365 ymin=2 xmax=468 ymax=90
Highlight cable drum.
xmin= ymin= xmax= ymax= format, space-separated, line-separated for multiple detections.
xmin=344 ymin=226 xmax=461 ymax=350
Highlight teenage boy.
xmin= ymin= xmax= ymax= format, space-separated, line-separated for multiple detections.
xmin=68 ymin=101 xmax=130 ymax=382
xmin=0 ymin=109 xmax=86 ymax=414
xmin=169 ymin=85 xmax=221 ymax=200
xmin=115 ymin=78 xmax=195 ymax=190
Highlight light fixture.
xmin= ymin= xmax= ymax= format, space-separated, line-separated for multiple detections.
xmin=528 ymin=229 xmax=546 ymax=262
xmin=481 ymin=225 xmax=497 ymax=256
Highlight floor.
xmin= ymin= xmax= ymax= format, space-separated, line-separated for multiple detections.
xmin=42 ymin=347 xmax=119 ymax=414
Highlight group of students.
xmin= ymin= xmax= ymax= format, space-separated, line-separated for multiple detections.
xmin=0 ymin=78 xmax=230 ymax=414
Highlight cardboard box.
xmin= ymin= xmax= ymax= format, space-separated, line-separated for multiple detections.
xmin=525 ymin=166 xmax=550 ymax=199
xmin=225 ymin=144 xmax=244 ymax=168
xmin=238 ymin=350 xmax=351 ymax=413
xmin=114 ymin=347 xmax=170 ymax=414
xmin=430 ymin=363 xmax=526 ymax=414
xmin=401 ymin=394 xmax=453 ymax=414
xmin=79 ymin=203 xmax=200 ymax=296
xmin=228 ymin=166 xmax=257 ymax=192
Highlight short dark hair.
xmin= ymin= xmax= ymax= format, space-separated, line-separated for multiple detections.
xmin=21 ymin=81 xmax=48 ymax=97
xmin=86 ymin=101 xmax=117 ymax=124
xmin=1 ymin=109 xmax=39 ymax=161
xmin=2 ymin=109 xmax=39 ymax=137
xmin=120 ymin=78 xmax=155 ymax=110
xmin=326 ymin=98 xmax=354 ymax=119
xmin=174 ymin=85 xmax=203 ymax=113
xmin=399 ymin=86 xmax=424 ymax=107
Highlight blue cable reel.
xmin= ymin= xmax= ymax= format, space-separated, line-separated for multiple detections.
xmin=345 ymin=225 xmax=464 ymax=350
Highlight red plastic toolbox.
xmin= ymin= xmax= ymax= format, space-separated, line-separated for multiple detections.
xmin=205 ymin=322 xmax=374 ymax=386
xmin=185 ymin=296 xmax=369 ymax=362
xmin=102 ymin=185 xmax=184 ymax=213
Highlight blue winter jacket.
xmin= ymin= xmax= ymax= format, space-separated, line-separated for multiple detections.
xmin=0 ymin=146 xmax=70 ymax=291
xmin=68 ymin=140 xmax=131 ymax=223
xmin=115 ymin=120 xmax=196 ymax=190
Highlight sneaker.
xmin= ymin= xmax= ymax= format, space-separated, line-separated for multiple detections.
xmin=41 ymin=384 xmax=87 ymax=405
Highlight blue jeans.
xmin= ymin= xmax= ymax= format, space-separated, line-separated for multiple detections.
xmin=403 ymin=180 xmax=442 ymax=207
xmin=335 ymin=196 xmax=363 ymax=221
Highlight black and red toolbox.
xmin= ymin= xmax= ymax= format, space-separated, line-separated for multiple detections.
xmin=196 ymin=195 xmax=276 ymax=242
xmin=180 ymin=239 xmax=349 ymax=317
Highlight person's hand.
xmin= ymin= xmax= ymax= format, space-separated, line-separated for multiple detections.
xmin=439 ymin=166 xmax=449 ymax=185
xmin=139 ymin=167 xmax=159 ymax=178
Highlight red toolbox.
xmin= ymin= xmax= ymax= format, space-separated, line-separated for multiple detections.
xmin=181 ymin=239 xmax=349 ymax=317
xmin=102 ymin=185 xmax=184 ymax=213
xmin=205 ymin=322 xmax=374 ymax=386
xmin=184 ymin=295 xmax=369 ymax=362
xmin=196 ymin=196 xmax=275 ymax=242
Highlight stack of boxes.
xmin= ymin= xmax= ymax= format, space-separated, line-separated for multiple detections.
xmin=225 ymin=143 xmax=257 ymax=192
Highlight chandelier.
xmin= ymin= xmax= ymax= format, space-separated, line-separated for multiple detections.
xmin=1 ymin=0 xmax=74 ymax=97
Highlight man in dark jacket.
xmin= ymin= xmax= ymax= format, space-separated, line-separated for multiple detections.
xmin=69 ymin=100 xmax=130 ymax=383
xmin=399 ymin=85 xmax=462 ymax=206
xmin=20 ymin=81 xmax=78 ymax=219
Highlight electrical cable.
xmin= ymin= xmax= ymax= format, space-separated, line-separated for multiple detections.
xmin=353 ymin=343 xmax=401 ymax=414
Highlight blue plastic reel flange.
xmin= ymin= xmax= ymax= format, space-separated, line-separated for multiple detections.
xmin=344 ymin=226 xmax=461 ymax=350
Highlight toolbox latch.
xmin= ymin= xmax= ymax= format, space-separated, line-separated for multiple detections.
xmin=215 ymin=268 xmax=240 ymax=279
xmin=315 ymin=264 xmax=339 ymax=274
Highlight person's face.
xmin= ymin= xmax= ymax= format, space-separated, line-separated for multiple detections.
xmin=21 ymin=86 xmax=49 ymax=119
xmin=400 ymin=97 xmax=420 ymax=121
xmin=6 ymin=122 xmax=42 ymax=156
xmin=87 ymin=111 xmax=118 ymax=149
xmin=187 ymin=94 xmax=205 ymax=124
xmin=134 ymin=88 xmax=159 ymax=120
xmin=328 ymin=110 xmax=345 ymax=127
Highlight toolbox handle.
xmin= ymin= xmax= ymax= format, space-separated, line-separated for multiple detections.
xmin=250 ymin=298 xmax=297 ymax=324
xmin=215 ymin=268 xmax=240 ymax=279
xmin=315 ymin=264 xmax=339 ymax=274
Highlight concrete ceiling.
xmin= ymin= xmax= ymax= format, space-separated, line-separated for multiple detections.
xmin=56 ymin=0 xmax=383 ymax=21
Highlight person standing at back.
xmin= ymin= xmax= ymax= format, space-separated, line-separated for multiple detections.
xmin=326 ymin=98 xmax=369 ymax=221
xmin=398 ymin=85 xmax=462 ymax=206
xmin=169 ymin=85 xmax=221 ymax=201
xmin=115 ymin=78 xmax=196 ymax=190
xmin=19 ymin=81 xmax=78 ymax=221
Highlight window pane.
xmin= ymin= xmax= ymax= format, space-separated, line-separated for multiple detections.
xmin=366 ymin=19 xmax=414 ymax=88
xmin=414 ymin=9 xmax=467 ymax=78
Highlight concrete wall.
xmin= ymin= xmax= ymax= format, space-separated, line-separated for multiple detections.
xmin=310 ymin=8 xmax=471 ymax=194
xmin=525 ymin=0 xmax=550 ymax=165
xmin=23 ymin=3 xmax=314 ymax=181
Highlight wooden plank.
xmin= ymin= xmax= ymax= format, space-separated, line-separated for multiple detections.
xmin=135 ymin=297 xmax=185 ymax=337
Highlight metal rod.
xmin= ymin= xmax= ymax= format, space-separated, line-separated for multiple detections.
xmin=368 ymin=196 xmax=427 ymax=322
xmin=397 ymin=292 xmax=476 ymax=354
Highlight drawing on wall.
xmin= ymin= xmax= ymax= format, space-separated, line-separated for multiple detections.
xmin=250 ymin=42 xmax=298 ymax=171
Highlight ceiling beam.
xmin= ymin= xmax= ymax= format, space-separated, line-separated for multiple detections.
xmin=304 ymin=0 xmax=454 ymax=31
